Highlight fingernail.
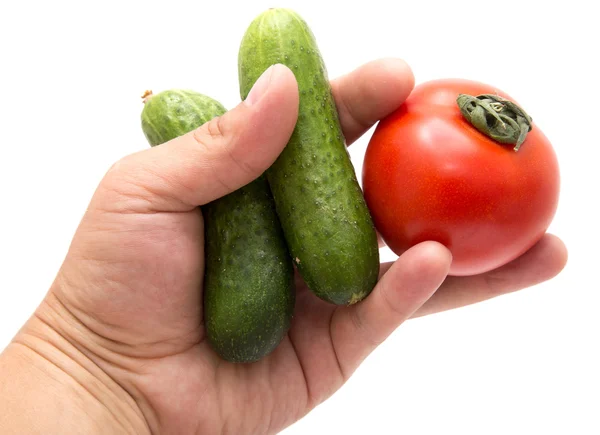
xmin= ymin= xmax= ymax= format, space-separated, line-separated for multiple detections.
xmin=244 ymin=64 xmax=278 ymax=106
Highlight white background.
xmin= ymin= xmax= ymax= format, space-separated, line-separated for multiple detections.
xmin=1 ymin=1 xmax=598 ymax=434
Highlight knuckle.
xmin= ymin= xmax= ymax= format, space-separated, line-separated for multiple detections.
xmin=207 ymin=115 xmax=226 ymax=138
xmin=191 ymin=116 xmax=229 ymax=162
xmin=192 ymin=115 xmax=258 ymax=181
xmin=380 ymin=284 xmax=401 ymax=317
xmin=349 ymin=308 xmax=379 ymax=348
xmin=194 ymin=115 xmax=227 ymax=145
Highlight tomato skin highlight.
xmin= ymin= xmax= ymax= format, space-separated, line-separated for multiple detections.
xmin=362 ymin=79 xmax=560 ymax=276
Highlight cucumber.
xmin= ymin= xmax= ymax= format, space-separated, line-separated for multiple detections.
xmin=140 ymin=89 xmax=295 ymax=363
xmin=238 ymin=9 xmax=379 ymax=305
xmin=140 ymin=89 xmax=227 ymax=145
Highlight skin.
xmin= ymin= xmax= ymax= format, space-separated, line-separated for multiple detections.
xmin=0 ymin=60 xmax=567 ymax=435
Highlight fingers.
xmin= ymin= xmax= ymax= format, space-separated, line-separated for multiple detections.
xmin=96 ymin=64 xmax=299 ymax=214
xmin=94 ymin=58 xmax=416 ymax=214
xmin=413 ymin=234 xmax=568 ymax=318
xmin=331 ymin=58 xmax=415 ymax=145
xmin=330 ymin=241 xmax=452 ymax=378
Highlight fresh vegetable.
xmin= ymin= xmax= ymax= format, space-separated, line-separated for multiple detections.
xmin=140 ymin=89 xmax=227 ymax=145
xmin=362 ymin=79 xmax=560 ymax=276
xmin=238 ymin=8 xmax=380 ymax=305
xmin=141 ymin=89 xmax=295 ymax=363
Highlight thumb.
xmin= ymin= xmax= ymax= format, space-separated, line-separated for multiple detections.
xmin=96 ymin=64 xmax=299 ymax=213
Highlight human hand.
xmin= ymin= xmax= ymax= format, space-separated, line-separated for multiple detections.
xmin=0 ymin=60 xmax=566 ymax=435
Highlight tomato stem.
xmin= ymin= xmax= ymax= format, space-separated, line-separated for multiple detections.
xmin=456 ymin=94 xmax=533 ymax=151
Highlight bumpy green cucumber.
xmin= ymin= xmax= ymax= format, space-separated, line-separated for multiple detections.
xmin=238 ymin=9 xmax=379 ymax=305
xmin=140 ymin=89 xmax=228 ymax=145
xmin=141 ymin=89 xmax=295 ymax=363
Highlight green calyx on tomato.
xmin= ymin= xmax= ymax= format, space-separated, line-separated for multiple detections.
xmin=457 ymin=93 xmax=533 ymax=151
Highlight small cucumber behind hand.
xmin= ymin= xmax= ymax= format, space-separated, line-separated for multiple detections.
xmin=238 ymin=9 xmax=380 ymax=305
xmin=141 ymin=89 xmax=295 ymax=363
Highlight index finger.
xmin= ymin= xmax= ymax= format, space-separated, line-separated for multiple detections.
xmin=330 ymin=58 xmax=415 ymax=145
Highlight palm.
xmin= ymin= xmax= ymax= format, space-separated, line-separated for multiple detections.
xmin=148 ymin=274 xmax=349 ymax=435
xmin=53 ymin=59 xmax=567 ymax=434
xmin=63 ymin=202 xmax=368 ymax=433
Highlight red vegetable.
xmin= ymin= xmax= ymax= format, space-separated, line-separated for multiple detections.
xmin=362 ymin=79 xmax=560 ymax=276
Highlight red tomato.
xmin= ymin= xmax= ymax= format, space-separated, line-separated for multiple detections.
xmin=362 ymin=79 xmax=560 ymax=276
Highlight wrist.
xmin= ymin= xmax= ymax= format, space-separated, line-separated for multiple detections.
xmin=0 ymin=292 xmax=150 ymax=434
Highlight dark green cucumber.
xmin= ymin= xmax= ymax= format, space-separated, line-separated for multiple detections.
xmin=140 ymin=89 xmax=295 ymax=363
xmin=238 ymin=9 xmax=379 ymax=305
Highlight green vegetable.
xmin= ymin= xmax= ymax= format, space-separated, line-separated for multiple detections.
xmin=238 ymin=8 xmax=379 ymax=305
xmin=141 ymin=89 xmax=295 ymax=363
